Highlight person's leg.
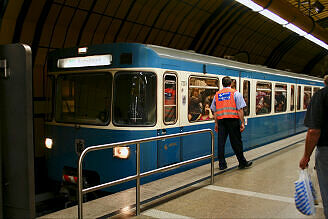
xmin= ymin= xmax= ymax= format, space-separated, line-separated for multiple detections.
xmin=315 ymin=147 xmax=328 ymax=218
xmin=227 ymin=119 xmax=247 ymax=165
xmin=218 ymin=119 xmax=228 ymax=168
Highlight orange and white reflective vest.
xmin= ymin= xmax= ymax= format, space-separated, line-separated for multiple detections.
xmin=215 ymin=87 xmax=239 ymax=120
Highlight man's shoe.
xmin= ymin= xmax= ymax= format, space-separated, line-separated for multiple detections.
xmin=238 ymin=161 xmax=253 ymax=169
xmin=219 ymin=163 xmax=227 ymax=170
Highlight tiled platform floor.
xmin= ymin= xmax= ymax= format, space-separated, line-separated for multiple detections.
xmin=40 ymin=132 xmax=325 ymax=218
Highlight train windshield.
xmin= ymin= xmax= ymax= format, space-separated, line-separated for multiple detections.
xmin=113 ymin=71 xmax=157 ymax=126
xmin=55 ymin=73 xmax=112 ymax=125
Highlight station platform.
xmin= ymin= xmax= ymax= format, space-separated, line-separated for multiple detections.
xmin=39 ymin=132 xmax=326 ymax=218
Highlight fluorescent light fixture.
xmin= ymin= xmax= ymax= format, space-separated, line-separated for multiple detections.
xmin=235 ymin=0 xmax=263 ymax=11
xmin=305 ymin=34 xmax=328 ymax=50
xmin=259 ymin=9 xmax=288 ymax=25
xmin=285 ymin=23 xmax=308 ymax=36
xmin=57 ymin=54 xmax=112 ymax=68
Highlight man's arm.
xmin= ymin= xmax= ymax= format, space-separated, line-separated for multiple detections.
xmin=299 ymin=128 xmax=321 ymax=169
xmin=237 ymin=109 xmax=245 ymax=132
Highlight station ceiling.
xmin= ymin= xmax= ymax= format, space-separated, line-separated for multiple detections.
xmin=1 ymin=0 xmax=328 ymax=94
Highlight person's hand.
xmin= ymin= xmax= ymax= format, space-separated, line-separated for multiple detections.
xmin=299 ymin=156 xmax=310 ymax=169
xmin=240 ymin=123 xmax=245 ymax=132
xmin=215 ymin=123 xmax=218 ymax=132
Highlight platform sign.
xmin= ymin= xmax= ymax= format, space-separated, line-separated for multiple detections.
xmin=0 ymin=44 xmax=35 ymax=218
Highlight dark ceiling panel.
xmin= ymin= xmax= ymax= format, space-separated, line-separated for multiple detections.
xmin=105 ymin=1 xmax=123 ymax=18
xmin=190 ymin=0 xmax=232 ymax=52
xmin=38 ymin=4 xmax=61 ymax=47
xmin=94 ymin=0 xmax=110 ymax=14
xmin=201 ymin=4 xmax=240 ymax=54
xmin=166 ymin=1 xmax=199 ymax=45
xmin=113 ymin=0 xmax=136 ymax=42
xmin=80 ymin=13 xmax=101 ymax=45
xmin=2 ymin=0 xmax=328 ymax=80
xmin=60 ymin=0 xmax=82 ymax=48
xmin=30 ymin=0 xmax=53 ymax=65
xmin=220 ymin=11 xmax=254 ymax=57
xmin=208 ymin=7 xmax=248 ymax=55
xmin=76 ymin=0 xmax=97 ymax=45
xmin=143 ymin=0 xmax=170 ymax=43
xmin=63 ymin=9 xmax=87 ymax=47
xmin=93 ymin=16 xmax=112 ymax=44
xmin=90 ymin=1 xmax=111 ymax=44
xmin=155 ymin=1 xmax=178 ymax=30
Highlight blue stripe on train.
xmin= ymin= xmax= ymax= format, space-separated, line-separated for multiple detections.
xmin=46 ymin=111 xmax=306 ymax=193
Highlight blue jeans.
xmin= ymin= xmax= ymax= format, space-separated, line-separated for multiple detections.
xmin=315 ymin=147 xmax=328 ymax=219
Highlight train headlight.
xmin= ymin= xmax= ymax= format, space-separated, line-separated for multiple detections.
xmin=113 ymin=147 xmax=130 ymax=159
xmin=45 ymin=138 xmax=53 ymax=149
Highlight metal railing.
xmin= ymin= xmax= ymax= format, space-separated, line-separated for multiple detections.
xmin=78 ymin=128 xmax=214 ymax=219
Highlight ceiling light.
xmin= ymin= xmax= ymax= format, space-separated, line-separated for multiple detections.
xmin=305 ymin=34 xmax=328 ymax=49
xmin=284 ymin=23 xmax=308 ymax=36
xmin=259 ymin=9 xmax=288 ymax=25
xmin=235 ymin=0 xmax=263 ymax=11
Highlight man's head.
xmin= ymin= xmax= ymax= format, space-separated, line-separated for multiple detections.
xmin=222 ymin=76 xmax=232 ymax=87
xmin=324 ymin=75 xmax=328 ymax=86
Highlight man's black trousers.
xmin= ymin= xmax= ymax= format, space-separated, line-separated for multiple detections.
xmin=217 ymin=118 xmax=247 ymax=165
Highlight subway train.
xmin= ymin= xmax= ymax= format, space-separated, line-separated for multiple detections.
xmin=44 ymin=43 xmax=323 ymax=204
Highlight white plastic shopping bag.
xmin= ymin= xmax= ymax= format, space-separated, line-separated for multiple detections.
xmin=294 ymin=169 xmax=316 ymax=215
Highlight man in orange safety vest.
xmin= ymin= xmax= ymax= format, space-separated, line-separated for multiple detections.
xmin=210 ymin=76 xmax=252 ymax=170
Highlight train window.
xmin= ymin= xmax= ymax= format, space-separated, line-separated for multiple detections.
xmin=55 ymin=73 xmax=112 ymax=125
xmin=231 ymin=79 xmax=237 ymax=90
xmin=274 ymin=84 xmax=287 ymax=113
xmin=256 ymin=82 xmax=272 ymax=115
xmin=303 ymin=86 xmax=312 ymax=109
xmin=45 ymin=76 xmax=54 ymax=121
xmin=290 ymin=85 xmax=295 ymax=111
xmin=313 ymin=87 xmax=320 ymax=94
xmin=113 ymin=71 xmax=156 ymax=126
xmin=188 ymin=77 xmax=219 ymax=122
xmin=297 ymin=86 xmax=301 ymax=110
xmin=243 ymin=80 xmax=250 ymax=116
xmin=164 ymin=74 xmax=177 ymax=124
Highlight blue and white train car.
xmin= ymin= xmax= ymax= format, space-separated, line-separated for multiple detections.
xmin=45 ymin=43 xmax=323 ymax=197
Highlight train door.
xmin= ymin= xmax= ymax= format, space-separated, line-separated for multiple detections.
xmin=157 ymin=72 xmax=181 ymax=167
xmin=240 ymin=73 xmax=253 ymax=149
xmin=289 ymin=82 xmax=297 ymax=135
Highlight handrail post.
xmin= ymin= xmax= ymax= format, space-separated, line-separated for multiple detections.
xmin=78 ymin=154 xmax=83 ymax=219
xmin=210 ymin=131 xmax=214 ymax=185
xmin=76 ymin=129 xmax=213 ymax=217
xmin=136 ymin=143 xmax=141 ymax=216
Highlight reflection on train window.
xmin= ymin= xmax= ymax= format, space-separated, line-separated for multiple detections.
xmin=231 ymin=79 xmax=237 ymax=90
xmin=303 ymin=86 xmax=312 ymax=109
xmin=243 ymin=80 xmax=250 ymax=116
xmin=188 ymin=77 xmax=219 ymax=122
xmin=113 ymin=71 xmax=156 ymax=126
xmin=274 ymin=84 xmax=287 ymax=113
xmin=290 ymin=85 xmax=295 ymax=111
xmin=45 ymin=76 xmax=54 ymax=121
xmin=164 ymin=74 xmax=177 ymax=124
xmin=55 ymin=73 xmax=112 ymax=125
xmin=297 ymin=86 xmax=301 ymax=110
xmin=313 ymin=87 xmax=320 ymax=94
xmin=256 ymin=82 xmax=272 ymax=115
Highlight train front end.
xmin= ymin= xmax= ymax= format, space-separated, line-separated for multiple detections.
xmin=44 ymin=43 xmax=161 ymax=203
